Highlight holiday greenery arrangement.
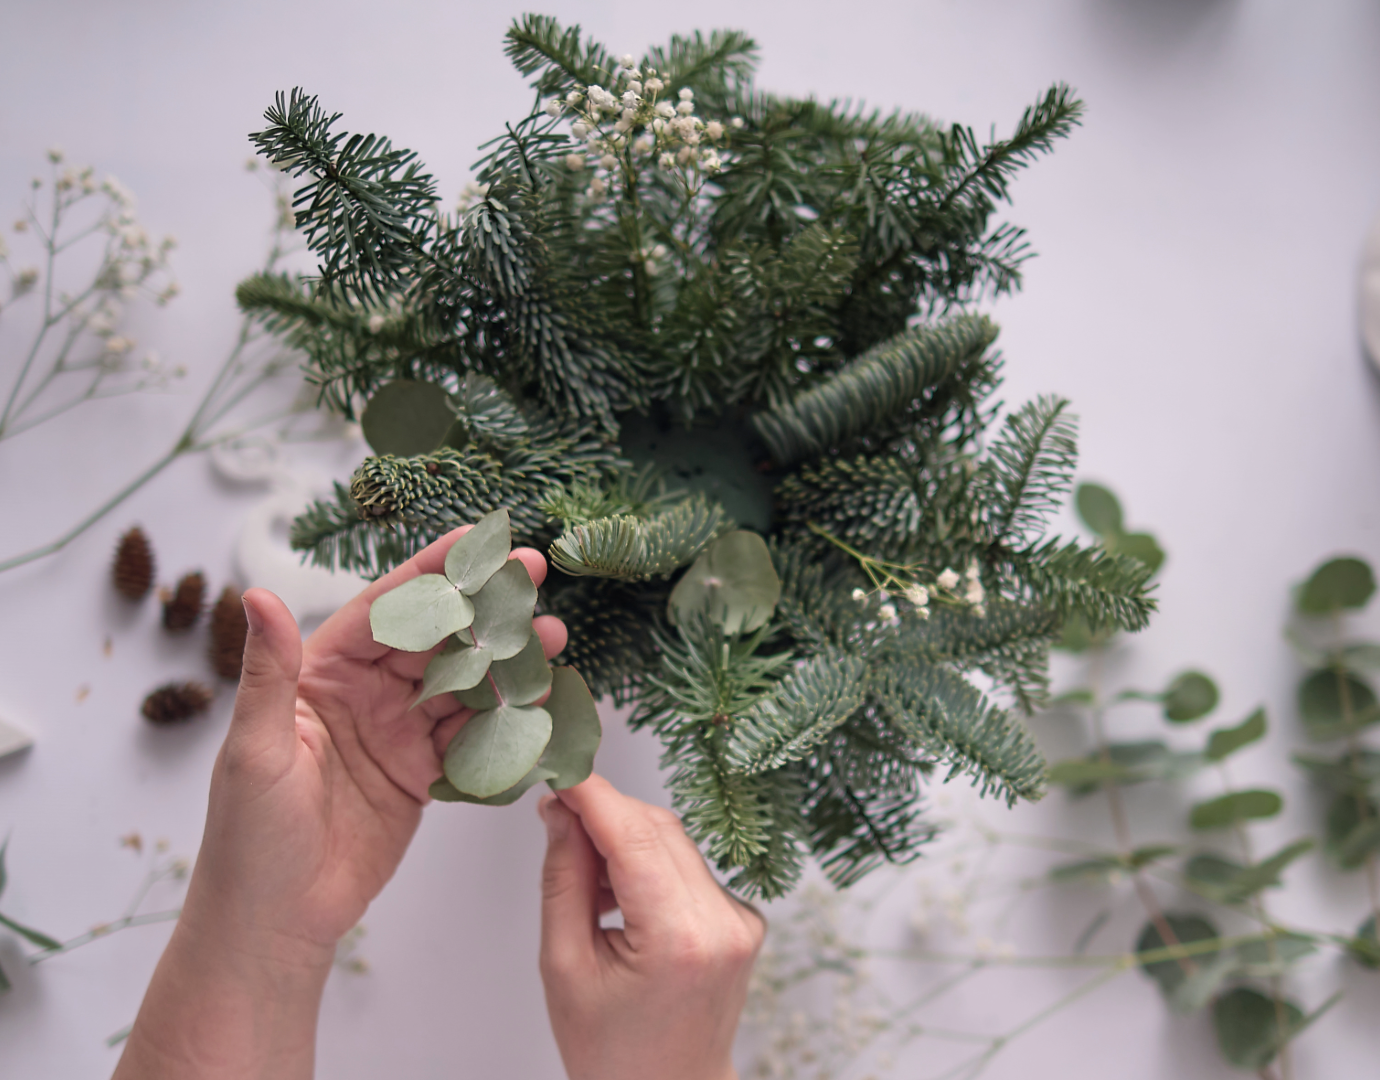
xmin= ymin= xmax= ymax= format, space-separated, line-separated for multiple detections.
xmin=235 ymin=15 xmax=1156 ymax=897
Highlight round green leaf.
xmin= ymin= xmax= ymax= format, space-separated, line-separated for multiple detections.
xmin=456 ymin=675 xmax=499 ymax=712
xmin=468 ymin=558 xmax=538 ymax=659
xmin=360 ymin=380 xmax=456 ymax=457
xmin=1212 ymin=988 xmax=1303 ymax=1070
xmin=1107 ymin=531 xmax=1165 ymax=575
xmin=1189 ymin=789 xmax=1283 ymax=830
xmin=1348 ymin=915 xmax=1380 ymax=969
xmin=369 ymin=573 xmax=474 ymax=652
xmin=668 ymin=530 xmax=781 ymax=634
xmin=1324 ymin=793 xmax=1380 ymax=869
xmin=444 ymin=509 xmax=512 ymax=595
xmin=1299 ymin=556 xmax=1376 ymax=615
xmin=444 ymin=703 xmax=553 ymax=799
xmin=1299 ymin=669 xmax=1379 ymax=741
xmin=429 ymin=766 xmax=557 ymax=806
xmin=1205 ymin=707 xmax=1267 ymax=762
xmin=1136 ymin=913 xmax=1220 ymax=998
xmin=414 ymin=639 xmax=493 ymax=707
xmin=1164 ymin=670 xmax=1219 ymax=722
xmin=1075 ymin=483 xmax=1123 ymax=537
xmin=540 ymin=667 xmax=602 ymax=790
xmin=490 ymin=632 xmax=552 ymax=707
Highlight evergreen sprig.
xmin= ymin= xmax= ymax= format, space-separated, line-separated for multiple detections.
xmin=239 ymin=15 xmax=1150 ymax=897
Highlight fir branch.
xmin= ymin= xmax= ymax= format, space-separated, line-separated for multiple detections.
xmin=981 ymin=395 xmax=1078 ymax=545
xmin=727 ymin=651 xmax=868 ymax=774
xmin=250 ymin=89 xmax=438 ymax=303
xmin=752 ymin=315 xmax=998 ymax=464
xmin=1000 ymin=538 xmax=1157 ymax=633
xmin=539 ymin=576 xmax=665 ymax=704
xmin=504 ymin=14 xmax=615 ymax=96
xmin=549 ymin=495 xmax=727 ymax=580
xmin=289 ymin=482 xmax=435 ymax=579
xmin=874 ymin=659 xmax=1046 ymax=804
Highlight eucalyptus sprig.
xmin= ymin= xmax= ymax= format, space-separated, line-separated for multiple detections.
xmin=368 ymin=509 xmax=601 ymax=804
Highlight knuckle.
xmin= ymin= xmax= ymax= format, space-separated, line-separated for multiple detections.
xmin=648 ymin=807 xmax=684 ymax=833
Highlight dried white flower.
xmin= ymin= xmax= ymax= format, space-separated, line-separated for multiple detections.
xmin=937 ymin=567 xmax=960 ymax=591
xmin=705 ymin=120 xmax=725 ymax=141
xmin=599 ymin=153 xmax=618 ymax=171
xmin=645 ymin=76 xmax=664 ymax=93
xmin=564 ymin=153 xmax=586 ymax=171
xmin=544 ymin=98 xmax=562 ymax=117
xmin=620 ymin=54 xmax=636 ymax=69
xmin=633 ymin=134 xmax=655 ymax=155
xmin=658 ymin=152 xmax=675 ymax=169
xmin=676 ymin=100 xmax=695 ymax=116
xmin=367 ymin=313 xmax=386 ymax=334
xmin=588 ymin=177 xmax=607 ymax=198
xmin=878 ymin=603 xmax=898 ymax=622
xmin=851 ymin=588 xmax=868 ymax=603
xmin=678 ymin=87 xmax=694 ymax=101
xmin=730 ymin=116 xmax=744 ymax=129
xmin=902 ymin=583 xmax=929 ymax=608
xmin=571 ymin=120 xmax=589 ymax=139
xmin=655 ymin=101 xmax=676 ymax=119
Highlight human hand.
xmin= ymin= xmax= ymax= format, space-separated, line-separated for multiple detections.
xmin=114 ymin=526 xmax=566 ymax=1079
xmin=538 ymin=776 xmax=766 ymax=1080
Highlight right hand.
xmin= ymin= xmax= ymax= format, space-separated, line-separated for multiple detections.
xmin=538 ymin=776 xmax=766 ymax=1080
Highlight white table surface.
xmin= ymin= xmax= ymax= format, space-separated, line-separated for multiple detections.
xmin=2 ymin=1 xmax=1379 ymax=1077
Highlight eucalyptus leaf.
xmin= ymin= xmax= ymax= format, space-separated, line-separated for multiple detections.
xmin=1050 ymin=688 xmax=1096 ymax=706
xmin=369 ymin=573 xmax=474 ymax=652
xmin=444 ymin=703 xmax=553 ymax=799
xmin=669 ymin=530 xmax=781 ymax=634
xmin=360 ymin=379 xmax=456 ymax=456
xmin=444 ymin=509 xmax=512 ymax=595
xmin=1185 ymin=840 xmax=1312 ymax=904
xmin=1189 ymin=789 xmax=1283 ymax=830
xmin=468 ymin=559 xmax=538 ymax=660
xmin=1047 ymin=759 xmax=1135 ymax=790
xmin=1335 ymin=642 xmax=1380 ymax=673
xmin=1298 ymin=556 xmax=1376 ymax=615
xmin=1053 ymin=741 xmax=1203 ymax=796
xmin=414 ymin=639 xmax=493 ymax=707
xmin=538 ymin=667 xmax=602 ymax=790
xmin=1348 ymin=915 xmax=1380 ymax=969
xmin=0 ymin=911 xmax=61 ymax=951
xmin=1075 ymin=483 xmax=1122 ymax=537
xmin=429 ymin=766 xmax=557 ymax=806
xmin=1324 ymin=794 xmax=1380 ymax=869
xmin=1292 ymin=749 xmax=1380 ymax=797
xmin=1163 ymin=670 xmax=1219 ymax=722
xmin=1212 ymin=988 xmax=1305 ymax=1070
xmin=1298 ymin=669 xmax=1379 ymax=741
xmin=1136 ymin=913 xmax=1220 ymax=999
xmin=1107 ymin=531 xmax=1164 ymax=575
xmin=1168 ymin=950 xmax=1239 ymax=1014
xmin=1205 ymin=707 xmax=1266 ymax=762
xmin=1047 ymin=846 xmax=1175 ymax=885
xmin=1234 ymin=932 xmax=1318 ymax=975
xmin=489 ymin=632 xmax=553 ymax=706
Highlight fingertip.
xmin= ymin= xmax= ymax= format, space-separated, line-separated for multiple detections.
xmin=513 ymin=546 xmax=547 ymax=587
xmin=533 ymin=615 xmax=568 ymax=660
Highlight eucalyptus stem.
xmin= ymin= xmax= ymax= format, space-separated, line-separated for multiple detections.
xmin=1333 ymin=634 xmax=1380 ymax=931
xmin=1087 ymin=647 xmax=1194 ymax=976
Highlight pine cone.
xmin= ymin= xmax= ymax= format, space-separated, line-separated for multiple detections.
xmin=162 ymin=571 xmax=206 ymax=632
xmin=112 ymin=527 xmax=155 ymax=600
xmin=141 ymin=681 xmax=213 ymax=724
xmin=208 ymin=586 xmax=248 ymax=679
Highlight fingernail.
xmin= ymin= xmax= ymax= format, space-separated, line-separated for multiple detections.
xmin=543 ymin=801 xmax=570 ymax=842
xmin=241 ymin=594 xmax=264 ymax=636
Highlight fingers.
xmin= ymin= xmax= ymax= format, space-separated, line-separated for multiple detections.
xmin=538 ymin=795 xmax=601 ymax=979
xmin=225 ymin=590 xmax=303 ymax=771
xmin=555 ymin=776 xmax=695 ymax=938
xmin=533 ymin=615 xmax=568 ymax=660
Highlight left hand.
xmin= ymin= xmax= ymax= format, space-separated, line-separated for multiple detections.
xmin=114 ymin=525 xmax=566 ymax=1079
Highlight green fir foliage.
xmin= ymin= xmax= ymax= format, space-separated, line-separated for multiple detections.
xmin=238 ymin=15 xmax=1159 ymax=896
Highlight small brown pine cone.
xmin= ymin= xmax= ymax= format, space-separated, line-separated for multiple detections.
xmin=112 ymin=527 xmax=155 ymax=600
xmin=162 ymin=571 xmax=207 ymax=632
xmin=208 ymin=585 xmax=248 ymax=679
xmin=141 ymin=681 xmax=213 ymax=724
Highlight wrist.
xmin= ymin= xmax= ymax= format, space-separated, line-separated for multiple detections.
xmin=114 ymin=895 xmax=332 ymax=1080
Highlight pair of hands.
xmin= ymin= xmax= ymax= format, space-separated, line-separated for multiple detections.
xmin=113 ymin=526 xmax=763 ymax=1080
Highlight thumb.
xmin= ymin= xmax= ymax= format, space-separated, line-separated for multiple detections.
xmin=227 ymin=588 xmax=302 ymax=762
xmin=538 ymin=796 xmax=599 ymax=981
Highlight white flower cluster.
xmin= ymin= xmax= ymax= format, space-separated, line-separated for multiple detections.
xmin=544 ymin=56 xmax=744 ymax=201
xmin=934 ymin=561 xmax=985 ymax=618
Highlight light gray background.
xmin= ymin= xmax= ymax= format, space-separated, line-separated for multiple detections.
xmin=1 ymin=0 xmax=1379 ymax=1076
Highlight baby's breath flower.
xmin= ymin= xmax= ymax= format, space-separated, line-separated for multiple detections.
xmin=588 ymin=177 xmax=607 ymax=198
xmin=104 ymin=335 xmax=134 ymax=354
xmin=47 ymin=147 xmax=64 ymax=163
xmin=13 ymin=219 xmax=28 ymax=233
xmin=965 ymin=560 xmax=980 ymax=580
xmin=367 ymin=313 xmax=386 ymax=334
xmin=544 ymin=98 xmax=562 ymax=117
xmin=655 ymin=101 xmax=676 ymax=119
xmin=650 ymin=244 xmax=668 ymax=260
xmin=705 ymin=120 xmax=724 ymax=141
xmin=633 ymin=134 xmax=655 ymax=156
xmin=730 ymin=116 xmax=745 ymax=129
xmin=851 ymin=588 xmax=868 ymax=603
xmin=676 ymin=100 xmax=695 ymax=116
xmin=565 ymin=89 xmax=583 ymax=106
xmin=937 ymin=567 xmax=960 ymax=591
xmin=620 ymin=53 xmax=635 ymax=68
xmin=902 ymin=583 xmax=929 ymax=608
xmin=571 ymin=120 xmax=589 ymax=139
xmin=676 ymin=146 xmax=696 ymax=166
xmin=599 ymin=153 xmax=618 ymax=171
xmin=621 ymin=89 xmax=640 ymax=109
xmin=700 ymin=152 xmax=722 ymax=173
xmin=678 ymin=87 xmax=694 ymax=101
xmin=878 ymin=603 xmax=897 ymax=622
xmin=658 ymin=152 xmax=675 ymax=169
xmin=564 ymin=152 xmax=586 ymax=171
xmin=626 ymin=80 xmax=642 ymax=96
xmin=645 ymin=76 xmax=664 ymax=93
